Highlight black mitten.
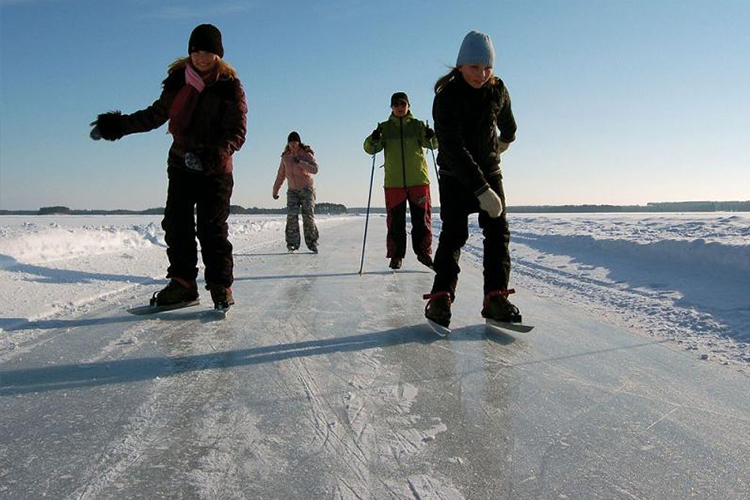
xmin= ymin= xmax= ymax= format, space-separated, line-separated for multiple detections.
xmin=93 ymin=111 xmax=125 ymax=141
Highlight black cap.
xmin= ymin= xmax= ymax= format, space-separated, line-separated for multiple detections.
xmin=287 ymin=131 xmax=301 ymax=143
xmin=188 ymin=24 xmax=224 ymax=58
xmin=390 ymin=92 xmax=409 ymax=106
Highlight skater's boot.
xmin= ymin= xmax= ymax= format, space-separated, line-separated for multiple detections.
xmin=423 ymin=291 xmax=452 ymax=327
xmin=416 ymin=253 xmax=433 ymax=270
xmin=152 ymin=277 xmax=198 ymax=306
xmin=389 ymin=257 xmax=403 ymax=270
xmin=482 ymin=289 xmax=522 ymax=323
xmin=208 ymin=285 xmax=235 ymax=310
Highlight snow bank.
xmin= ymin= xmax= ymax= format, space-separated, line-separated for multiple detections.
xmin=0 ymin=214 xmax=356 ymax=337
xmin=459 ymin=213 xmax=750 ymax=365
xmin=511 ymin=213 xmax=750 ymax=275
xmin=0 ymin=221 xmax=165 ymax=266
xmin=512 ymin=233 xmax=750 ymax=275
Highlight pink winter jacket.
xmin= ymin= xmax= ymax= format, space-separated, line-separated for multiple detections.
xmin=273 ymin=148 xmax=318 ymax=196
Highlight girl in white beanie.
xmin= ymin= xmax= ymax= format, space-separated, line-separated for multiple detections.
xmin=424 ymin=30 xmax=521 ymax=330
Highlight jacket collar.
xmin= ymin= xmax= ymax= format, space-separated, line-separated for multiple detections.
xmin=389 ymin=111 xmax=414 ymax=123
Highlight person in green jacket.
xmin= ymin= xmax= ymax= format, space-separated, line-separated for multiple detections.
xmin=364 ymin=92 xmax=439 ymax=270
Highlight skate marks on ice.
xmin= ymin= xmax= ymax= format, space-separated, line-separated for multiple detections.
xmin=1 ymin=306 xmax=246 ymax=499
xmin=222 ymin=264 xmax=491 ymax=499
xmin=252 ymin=332 xmax=465 ymax=500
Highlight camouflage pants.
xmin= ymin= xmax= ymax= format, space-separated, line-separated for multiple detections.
xmin=286 ymin=188 xmax=319 ymax=250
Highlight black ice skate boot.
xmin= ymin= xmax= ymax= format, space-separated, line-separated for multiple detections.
xmin=208 ymin=285 xmax=235 ymax=310
xmin=152 ymin=277 xmax=198 ymax=306
xmin=482 ymin=289 xmax=522 ymax=323
xmin=423 ymin=291 xmax=452 ymax=328
xmin=416 ymin=253 xmax=434 ymax=270
xmin=389 ymin=257 xmax=403 ymax=270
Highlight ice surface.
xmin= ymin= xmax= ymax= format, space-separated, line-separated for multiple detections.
xmin=1 ymin=213 xmax=749 ymax=499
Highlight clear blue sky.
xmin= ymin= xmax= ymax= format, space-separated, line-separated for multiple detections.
xmin=1 ymin=0 xmax=748 ymax=210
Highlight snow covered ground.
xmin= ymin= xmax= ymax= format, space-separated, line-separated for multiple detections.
xmin=0 ymin=214 xmax=346 ymax=340
xmin=506 ymin=213 xmax=750 ymax=366
xmin=2 ymin=213 xmax=749 ymax=499
xmin=2 ymin=212 xmax=748 ymax=366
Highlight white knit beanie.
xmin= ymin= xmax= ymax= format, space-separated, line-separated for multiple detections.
xmin=456 ymin=31 xmax=495 ymax=67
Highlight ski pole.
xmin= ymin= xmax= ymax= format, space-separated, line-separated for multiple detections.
xmin=427 ymin=120 xmax=439 ymax=182
xmin=359 ymin=152 xmax=377 ymax=275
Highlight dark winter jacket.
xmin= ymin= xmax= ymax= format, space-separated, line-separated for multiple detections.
xmin=432 ymin=74 xmax=516 ymax=196
xmin=98 ymin=66 xmax=247 ymax=175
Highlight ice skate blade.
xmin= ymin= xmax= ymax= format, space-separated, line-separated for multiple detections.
xmin=206 ymin=307 xmax=229 ymax=319
xmin=128 ymin=300 xmax=200 ymax=315
xmin=485 ymin=319 xmax=534 ymax=333
xmin=426 ymin=319 xmax=451 ymax=337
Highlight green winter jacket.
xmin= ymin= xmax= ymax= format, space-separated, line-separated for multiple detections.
xmin=363 ymin=112 xmax=438 ymax=188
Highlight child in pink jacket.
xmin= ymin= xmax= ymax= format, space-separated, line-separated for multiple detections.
xmin=273 ymin=131 xmax=320 ymax=253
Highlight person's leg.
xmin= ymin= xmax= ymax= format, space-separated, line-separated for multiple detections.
xmin=285 ymin=189 xmax=302 ymax=251
xmin=384 ymin=187 xmax=408 ymax=259
xmin=162 ymin=169 xmax=199 ymax=285
xmin=196 ymin=173 xmax=234 ymax=291
xmin=477 ymin=176 xmax=520 ymax=322
xmin=477 ymin=176 xmax=510 ymax=294
xmin=431 ymin=179 xmax=472 ymax=298
xmin=300 ymin=187 xmax=319 ymax=251
xmin=407 ymin=185 xmax=432 ymax=261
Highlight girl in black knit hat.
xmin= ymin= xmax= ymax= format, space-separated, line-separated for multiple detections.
xmin=90 ymin=24 xmax=247 ymax=311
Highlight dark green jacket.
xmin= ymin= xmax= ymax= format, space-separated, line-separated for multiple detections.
xmin=363 ymin=112 xmax=438 ymax=188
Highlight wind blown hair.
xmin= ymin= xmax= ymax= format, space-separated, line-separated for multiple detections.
xmin=168 ymin=56 xmax=238 ymax=80
xmin=434 ymin=66 xmax=497 ymax=93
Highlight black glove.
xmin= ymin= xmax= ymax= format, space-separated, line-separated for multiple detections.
xmin=371 ymin=128 xmax=381 ymax=142
xmin=184 ymin=152 xmax=203 ymax=171
xmin=273 ymin=193 xmax=280 ymax=200
xmin=91 ymin=111 xmax=124 ymax=141
xmin=89 ymin=122 xmax=102 ymax=140
xmin=425 ymin=127 xmax=435 ymax=140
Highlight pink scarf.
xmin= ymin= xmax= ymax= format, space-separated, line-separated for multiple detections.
xmin=168 ymin=64 xmax=209 ymax=137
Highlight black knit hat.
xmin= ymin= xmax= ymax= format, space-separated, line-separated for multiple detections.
xmin=188 ymin=24 xmax=224 ymax=58
xmin=287 ymin=131 xmax=301 ymax=143
xmin=390 ymin=92 xmax=409 ymax=106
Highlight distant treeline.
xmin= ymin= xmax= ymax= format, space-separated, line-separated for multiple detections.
xmin=0 ymin=203 xmax=349 ymax=216
xmin=506 ymin=201 xmax=750 ymax=213
xmin=2 ymin=201 xmax=748 ymax=216
xmin=348 ymin=200 xmax=750 ymax=214
xmin=229 ymin=202 xmax=347 ymax=215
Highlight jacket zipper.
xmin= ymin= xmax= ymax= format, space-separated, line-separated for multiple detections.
xmin=399 ymin=117 xmax=407 ymax=188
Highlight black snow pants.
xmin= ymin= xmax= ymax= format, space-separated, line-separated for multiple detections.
xmin=431 ymin=173 xmax=510 ymax=299
xmin=162 ymin=168 xmax=234 ymax=289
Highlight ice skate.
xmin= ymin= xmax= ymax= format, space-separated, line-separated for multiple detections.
xmin=423 ymin=291 xmax=452 ymax=336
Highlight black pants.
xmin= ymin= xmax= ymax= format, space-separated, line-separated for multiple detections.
xmin=431 ymin=174 xmax=510 ymax=298
xmin=162 ymin=169 xmax=234 ymax=288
